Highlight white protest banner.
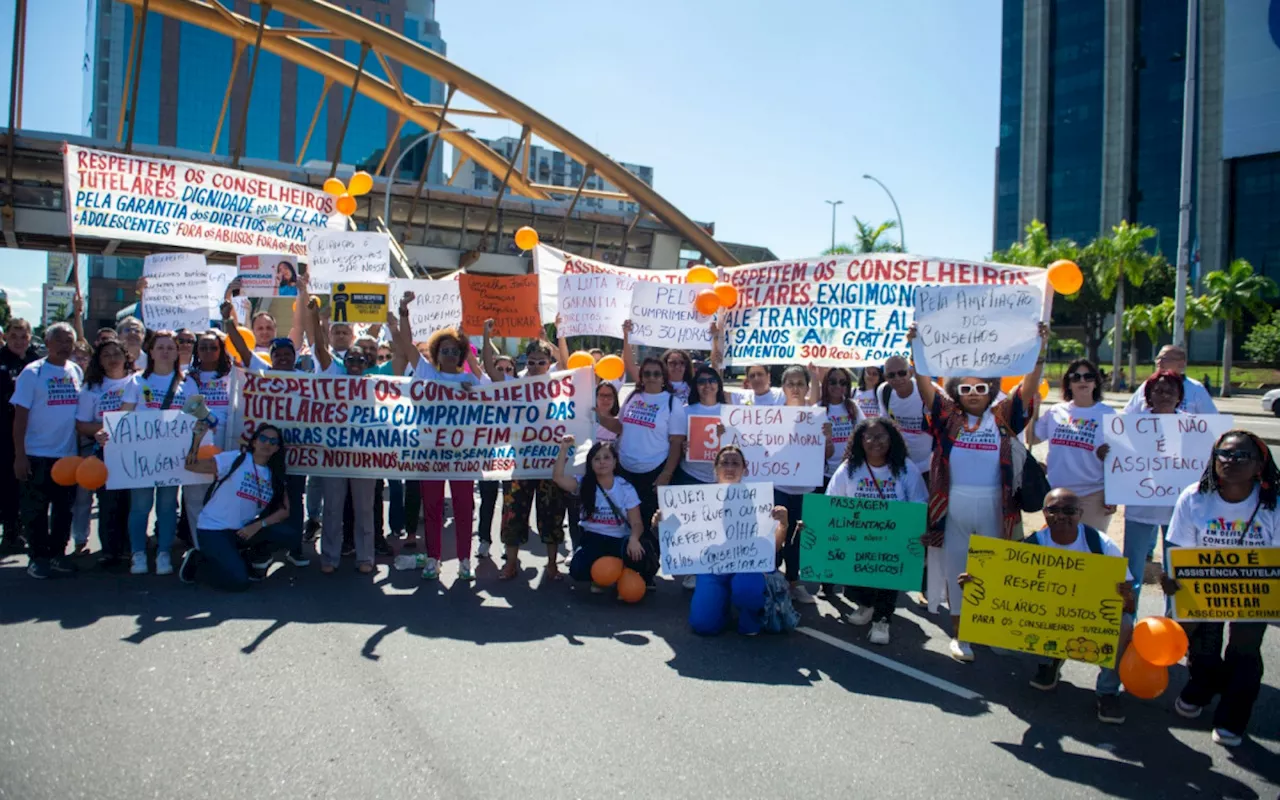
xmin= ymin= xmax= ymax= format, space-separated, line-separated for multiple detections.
xmin=1104 ymin=413 xmax=1235 ymax=505
xmin=533 ymin=244 xmax=686 ymax=323
xmin=719 ymin=255 xmax=1047 ymax=367
xmin=63 ymin=144 xmax=342 ymax=258
xmin=721 ymin=405 xmax=827 ymax=487
xmin=42 ymin=284 xmax=77 ymax=326
xmin=629 ymin=281 xmax=714 ymax=350
xmin=556 ymin=273 xmax=632 ymax=338
xmin=102 ymin=410 xmax=213 ymax=490
xmin=911 ymin=283 xmax=1047 ymax=377
xmin=142 ymin=253 xmax=212 ymax=332
xmin=658 ymin=482 xmax=777 ymax=575
xmin=389 ymin=278 xmax=463 ymax=340
xmin=305 ymin=231 xmax=390 ymax=293
xmin=238 ymin=254 xmax=300 ymax=297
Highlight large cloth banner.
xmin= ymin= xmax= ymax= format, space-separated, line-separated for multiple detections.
xmin=63 ymin=144 xmax=343 ymax=258
xmin=102 ymin=410 xmax=213 ymax=490
xmin=657 ymin=482 xmax=777 ymax=575
xmin=1168 ymin=547 xmax=1280 ymax=622
xmin=719 ymin=255 xmax=1047 ymax=367
xmin=236 ymin=368 xmax=594 ymax=480
xmin=1103 ymin=414 xmax=1234 ymax=505
xmin=911 ymin=283 xmax=1047 ymax=377
xmin=533 ymin=244 xmax=685 ymax=323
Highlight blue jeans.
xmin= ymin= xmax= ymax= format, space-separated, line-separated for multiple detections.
xmin=388 ymin=480 xmax=405 ymax=533
xmin=306 ymin=476 xmax=323 ymax=521
xmin=285 ymin=474 xmax=306 ymax=557
xmin=1122 ymin=520 xmax=1164 ymax=607
xmin=1035 ymin=612 xmax=1134 ymax=696
xmin=128 ymin=486 xmax=179 ymax=554
xmin=193 ymin=523 xmax=298 ymax=591
xmin=689 ymin=572 xmax=767 ymax=636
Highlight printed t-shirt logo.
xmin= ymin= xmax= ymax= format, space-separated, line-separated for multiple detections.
xmin=97 ymin=387 xmax=127 ymax=418
xmin=622 ymin=398 xmax=660 ymax=430
xmin=47 ymin=376 xmax=79 ymax=406
xmin=854 ymin=475 xmax=898 ymax=498
xmin=1202 ymin=517 xmax=1266 ymax=547
xmin=954 ymin=426 xmax=999 ymax=452
xmin=1049 ymin=415 xmax=1098 ymax=451
xmin=195 ymin=375 xmax=230 ymax=408
xmin=830 ymin=411 xmax=852 ymax=448
xmin=235 ymin=467 xmax=272 ymax=506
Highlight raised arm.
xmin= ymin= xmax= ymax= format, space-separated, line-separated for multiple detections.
xmin=710 ymin=317 xmax=725 ymax=372
xmin=806 ymin=364 xmax=823 ymax=406
xmin=392 ymin=291 xmax=418 ymax=373
xmin=1018 ymin=321 xmax=1050 ymax=408
xmin=70 ymin=293 xmax=86 ymax=344
xmin=221 ymin=301 xmax=256 ymax=368
xmin=554 ymin=313 xmax=571 ymax=368
xmin=311 ymin=302 xmax=332 ymax=371
xmin=905 ymin=324 xmax=938 ymax=409
xmin=481 ymin=318 xmax=503 ymax=382
xmin=288 ymin=273 xmax=311 ymax=351
xmin=551 ymin=434 xmax=579 ymax=493
xmin=385 ymin=310 xmax=409 ymax=376
xmin=622 ymin=319 xmax=638 ymax=383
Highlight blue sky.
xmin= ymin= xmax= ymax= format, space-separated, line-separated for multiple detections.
xmin=0 ymin=0 xmax=1003 ymax=320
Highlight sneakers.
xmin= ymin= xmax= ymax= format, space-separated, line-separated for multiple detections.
xmin=286 ymin=551 xmax=311 ymax=567
xmin=1173 ymin=697 xmax=1203 ymax=719
xmin=458 ymin=558 xmax=474 ymax=581
xmin=790 ymin=584 xmax=817 ymax=605
xmin=27 ymin=559 xmax=50 ymax=579
xmin=682 ymin=575 xmax=697 ymax=591
xmin=869 ymin=619 xmax=891 ymax=645
xmin=341 ymin=542 xmax=356 ymax=558
xmin=250 ymin=556 xmax=273 ymax=570
xmin=304 ymin=519 xmax=321 ymax=542
xmin=1212 ymin=728 xmax=1243 ymax=748
xmin=155 ymin=551 xmax=174 ymax=576
xmin=130 ymin=552 xmax=149 ymax=575
xmin=949 ymin=638 xmax=974 ymax=662
xmin=178 ymin=549 xmax=199 ymax=584
xmin=1096 ymin=694 xmax=1125 ymax=725
xmin=846 ymin=606 xmax=875 ymax=626
xmin=48 ymin=556 xmax=77 ymax=575
xmin=477 ymin=540 xmax=492 ymax=559
xmin=422 ymin=557 xmax=440 ymax=580
xmin=1030 ymin=662 xmax=1061 ymax=691
xmin=247 ymin=565 xmax=266 ymax=582
xmin=374 ymin=537 xmax=393 ymax=557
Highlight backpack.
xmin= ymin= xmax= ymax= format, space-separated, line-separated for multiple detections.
xmin=1024 ymin=524 xmax=1105 ymax=555
xmin=1004 ymin=425 xmax=1050 ymax=513
xmin=761 ymin=571 xmax=800 ymax=633
xmin=877 ymin=383 xmax=895 ymax=421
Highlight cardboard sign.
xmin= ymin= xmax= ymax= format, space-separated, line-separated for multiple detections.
xmin=142 ymin=253 xmax=212 ymax=332
xmin=628 ymin=281 xmax=714 ymax=350
xmin=798 ymin=494 xmax=926 ymax=590
xmin=329 ymin=282 xmax=388 ymax=324
xmin=532 ymin=243 xmax=685 ymax=323
xmin=960 ymin=538 xmax=1128 ymax=668
xmin=305 ymin=231 xmax=390 ymax=293
xmin=238 ymin=254 xmax=300 ymax=297
xmin=459 ymin=273 xmax=542 ymax=338
xmin=686 ymin=414 xmax=720 ymax=463
xmin=911 ymin=283 xmax=1045 ymax=377
xmin=1103 ymin=413 xmax=1235 ymax=505
xmin=389 ymin=278 xmax=463 ymax=340
xmin=720 ymin=405 xmax=826 ymax=487
xmin=657 ymin=482 xmax=777 ymax=575
xmin=556 ymin=273 xmax=632 ymax=338
xmin=102 ymin=410 xmax=213 ymax=490
xmin=1168 ymin=547 xmax=1280 ymax=622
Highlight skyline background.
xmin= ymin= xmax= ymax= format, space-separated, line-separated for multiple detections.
xmin=0 ymin=0 xmax=1004 ymax=323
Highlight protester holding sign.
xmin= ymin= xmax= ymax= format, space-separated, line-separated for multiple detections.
xmin=620 ymin=319 xmax=696 ymax=404
xmin=854 ymin=366 xmax=883 ymax=420
xmin=768 ymin=365 xmax=827 ymax=605
xmin=1161 ymin=430 xmax=1277 ymax=748
xmin=1033 ymin=358 xmax=1114 ymax=530
xmin=824 ymin=418 xmax=928 ymax=644
xmin=1119 ymin=370 xmax=1183 ymax=605
xmin=670 ymin=365 xmax=731 ymax=588
xmin=180 ymin=331 xmax=234 ymax=543
xmin=77 ymin=340 xmax=138 ymax=569
xmin=908 ymin=321 xmax=1047 ymax=662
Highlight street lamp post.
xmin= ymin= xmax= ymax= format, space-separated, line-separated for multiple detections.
xmin=824 ymin=199 xmax=843 ymax=251
xmin=862 ymin=174 xmax=905 ymax=251
xmin=382 ymin=127 xmax=475 ymax=229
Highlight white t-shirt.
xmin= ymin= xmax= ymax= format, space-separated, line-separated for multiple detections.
xmin=826 ymin=460 xmax=928 ymax=504
xmin=413 ymin=356 xmax=482 ymax=385
xmin=9 ymin=358 xmax=83 ymax=458
xmin=747 ymin=387 xmax=785 ymax=406
xmin=197 ymin=451 xmax=274 ymax=531
xmin=618 ymin=391 xmax=688 ymax=473
xmin=854 ymin=388 xmax=881 ymax=420
xmin=681 ymin=402 xmax=721 ymax=484
xmin=824 ymin=402 xmax=864 ymax=477
xmin=1167 ymin=484 xmax=1278 ymax=549
xmin=1034 ymin=401 xmax=1111 ymax=495
xmin=878 ymin=383 xmax=932 ymax=473
xmin=1027 ymin=524 xmax=1133 ymax=581
xmin=76 ymin=375 xmax=137 ymax=424
xmin=1123 ymin=376 xmax=1218 ymax=415
xmin=948 ymin=413 xmax=1001 ymax=488
xmin=182 ymin=370 xmax=233 ymax=430
xmin=670 ymin=380 xmax=691 ymax=404
xmin=576 ymin=475 xmax=641 ymax=538
xmin=124 ymin=370 xmax=187 ymax=410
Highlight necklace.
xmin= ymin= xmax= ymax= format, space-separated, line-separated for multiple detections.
xmin=961 ymin=414 xmax=984 ymax=434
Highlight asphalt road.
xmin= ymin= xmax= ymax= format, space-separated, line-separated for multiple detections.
xmin=1 ymin=538 xmax=1276 ymax=800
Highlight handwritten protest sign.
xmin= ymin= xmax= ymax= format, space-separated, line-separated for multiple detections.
xmin=911 ymin=283 xmax=1045 ymax=377
xmin=961 ymin=538 xmax=1127 ymax=667
xmin=42 ymin=284 xmax=77 ymax=326
xmin=238 ymin=254 xmax=300 ymax=297
xmin=63 ymin=145 xmax=342 ymax=258
xmin=629 ymin=282 xmax=714 ymax=350
xmin=718 ymin=255 xmax=1047 ymax=367
xmin=798 ymin=495 xmax=926 ymax=590
xmin=305 ymin=231 xmax=390 ymax=293
xmin=657 ymin=482 xmax=777 ymax=575
xmin=1168 ymin=547 xmax=1280 ymax=622
xmin=686 ymin=415 xmax=719 ymax=463
xmin=557 ymin=273 xmax=632 ymax=338
xmin=330 ymin=282 xmax=388 ymax=324
xmin=533 ymin=244 xmax=685 ymax=323
xmin=1104 ymin=413 xmax=1234 ymax=505
xmin=389 ymin=278 xmax=463 ymax=339
xmin=460 ymin=273 xmax=542 ymax=338
xmin=102 ymin=410 xmax=213 ymax=490
xmin=235 ymin=368 xmax=593 ymax=480
xmin=142 ymin=253 xmax=213 ymax=332
xmin=720 ymin=405 xmax=826 ymax=487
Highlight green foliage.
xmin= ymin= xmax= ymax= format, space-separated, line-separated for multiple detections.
xmin=1202 ymin=259 xmax=1278 ymax=326
xmin=851 ymin=218 xmax=903 ymax=253
xmin=1051 ymin=336 xmax=1086 ymax=360
xmin=822 ymin=244 xmax=854 ymax=256
xmin=1243 ymin=317 xmax=1280 ymax=366
xmin=1089 ymin=220 xmax=1159 ymax=300
xmin=0 ymin=296 xmax=10 ymax=329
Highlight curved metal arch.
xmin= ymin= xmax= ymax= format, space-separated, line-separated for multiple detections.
xmin=119 ymin=0 xmax=738 ymax=266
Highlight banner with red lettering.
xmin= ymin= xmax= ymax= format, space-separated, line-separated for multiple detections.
xmin=533 ymin=244 xmax=685 ymax=324
xmin=63 ymin=144 xmax=344 ymax=259
xmin=719 ymin=255 xmax=1047 ymax=367
xmin=234 ymin=368 xmax=594 ymax=480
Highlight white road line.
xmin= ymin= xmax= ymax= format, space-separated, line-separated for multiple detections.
xmin=796 ymin=626 xmax=984 ymax=701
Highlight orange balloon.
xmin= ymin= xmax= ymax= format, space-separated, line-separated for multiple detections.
xmin=694 ymin=290 xmax=722 ymax=316
xmin=1039 ymin=379 xmax=1050 ymax=400
xmin=1000 ymin=376 xmax=1021 ymax=394
xmin=322 ymin=177 xmax=346 ymax=196
xmin=197 ymin=445 xmax=222 ymax=460
xmin=51 ymin=456 xmax=84 ymax=487
xmin=566 ymin=351 xmax=594 ymax=370
xmin=713 ymin=281 xmax=739 ymax=309
xmin=1131 ymin=617 xmax=1189 ymax=668
xmin=686 ymin=265 xmax=716 ymax=284
xmin=1047 ymin=259 xmax=1084 ymax=295
xmin=347 ymin=170 xmax=373 ymax=197
xmin=594 ymin=354 xmax=624 ymax=381
xmin=335 ymin=194 xmax=357 ymax=216
xmin=590 ymin=555 xmax=624 ymax=587
xmin=513 ymin=226 xmax=539 ymax=251
xmin=616 ymin=567 xmax=646 ymax=603
xmin=75 ymin=456 xmax=108 ymax=491
xmin=1117 ymin=646 xmax=1169 ymax=699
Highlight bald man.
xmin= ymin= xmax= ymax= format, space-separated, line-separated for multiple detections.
xmin=876 ymin=356 xmax=932 ymax=475
xmin=1124 ymin=345 xmax=1217 ymax=414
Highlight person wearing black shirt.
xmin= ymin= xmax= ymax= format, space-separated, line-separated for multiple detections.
xmin=1 ymin=318 xmax=39 ymax=552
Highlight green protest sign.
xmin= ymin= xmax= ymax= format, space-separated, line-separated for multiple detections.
xmin=799 ymin=494 xmax=927 ymax=591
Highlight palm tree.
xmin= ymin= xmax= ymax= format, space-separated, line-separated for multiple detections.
xmin=1110 ymin=304 xmax=1159 ymax=388
xmin=1089 ymin=221 xmax=1158 ymax=391
xmin=1202 ymin=259 xmax=1279 ymax=397
xmin=822 ymin=244 xmax=854 ymax=256
xmin=851 ymin=217 xmax=903 ymax=253
xmin=992 ymin=220 xmax=1079 ymax=267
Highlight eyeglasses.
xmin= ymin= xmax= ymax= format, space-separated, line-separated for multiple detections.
xmin=1043 ymin=506 xmax=1080 ymax=516
xmin=439 ymin=346 xmax=462 ymax=357
xmin=827 ymin=378 xmax=850 ymax=387
xmin=344 ymin=356 xmax=368 ymax=367
xmin=256 ymin=434 xmax=280 ymax=446
xmin=641 ymin=370 xmax=664 ymax=379
xmin=497 ymin=365 xmax=515 ymax=373
xmin=1214 ymin=448 xmax=1255 ymax=464
xmin=1068 ymin=372 xmax=1097 ymax=383
xmin=957 ymin=383 xmax=990 ymax=396
xmin=695 ymin=376 xmax=719 ymax=386
xmin=176 ymin=338 xmax=196 ymax=346
xmin=885 ymin=369 xmax=910 ymax=379
xmin=377 ymin=354 xmax=391 ymax=363
xmin=526 ymin=359 xmax=550 ymax=368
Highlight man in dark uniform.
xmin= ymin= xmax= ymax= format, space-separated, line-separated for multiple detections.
xmin=1 ymin=317 xmax=40 ymax=552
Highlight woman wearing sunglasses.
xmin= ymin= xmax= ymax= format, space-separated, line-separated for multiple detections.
xmin=1161 ymin=430 xmax=1277 ymax=748
xmin=620 ymin=319 xmax=695 ymax=404
xmin=820 ymin=367 xmax=866 ymax=490
xmin=180 ymin=331 xmax=234 ymax=544
xmin=174 ymin=329 xmax=196 ymax=371
xmin=854 ymin=366 xmax=883 ymax=420
xmin=906 ymin=321 xmax=1047 ymax=662
xmin=669 ymin=365 xmax=731 ymax=588
xmin=1119 ymin=370 xmax=1183 ymax=605
xmin=77 ymin=340 xmax=138 ymax=568
xmin=1033 ymin=358 xmax=1114 ymax=531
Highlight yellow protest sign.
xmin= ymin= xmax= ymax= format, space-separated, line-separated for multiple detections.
xmin=329 ymin=281 xmax=388 ymax=324
xmin=960 ymin=538 xmax=1128 ymax=668
xmin=1168 ymin=547 xmax=1280 ymax=622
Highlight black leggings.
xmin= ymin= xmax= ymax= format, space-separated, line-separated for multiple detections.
xmin=616 ymin=464 xmax=665 ymax=583
xmin=1181 ymin=621 xmax=1267 ymax=735
xmin=774 ymin=489 xmax=806 ymax=582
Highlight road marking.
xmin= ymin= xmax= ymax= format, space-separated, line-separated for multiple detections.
xmin=796 ymin=626 xmax=984 ymax=701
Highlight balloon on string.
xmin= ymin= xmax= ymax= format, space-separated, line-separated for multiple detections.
xmin=514 ymin=226 xmax=539 ymax=251
xmin=1000 ymin=376 xmax=1021 ymax=394
xmin=323 ymin=177 xmax=346 ymax=196
xmin=595 ymin=355 xmax=624 ymax=381
xmin=686 ymin=265 xmax=716 ymax=284
xmin=694 ymin=290 xmax=722 ymax=316
xmin=347 ymin=171 xmax=373 ymax=197
xmin=566 ymin=351 xmax=594 ymax=370
xmin=51 ymin=456 xmax=84 ymax=487
xmin=335 ymin=194 xmax=357 ymax=216
xmin=713 ymin=282 xmax=739 ymax=309
xmin=590 ymin=556 xmax=624 ymax=587
xmin=1131 ymin=616 xmax=1189 ymax=667
xmin=1047 ymin=259 xmax=1084 ymax=295
xmin=1117 ymin=646 xmax=1168 ymax=699
xmin=76 ymin=456 xmax=108 ymax=491
xmin=616 ymin=568 xmax=646 ymax=603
